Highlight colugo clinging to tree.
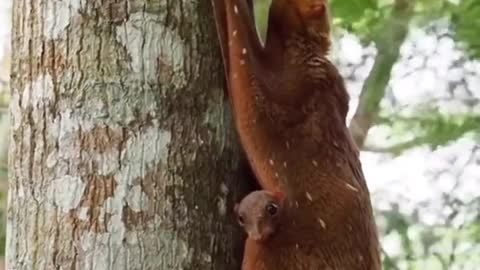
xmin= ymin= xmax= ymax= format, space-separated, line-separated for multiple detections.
xmin=212 ymin=0 xmax=382 ymax=269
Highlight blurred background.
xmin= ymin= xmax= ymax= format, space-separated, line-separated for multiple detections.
xmin=0 ymin=0 xmax=10 ymax=267
xmin=0 ymin=0 xmax=479 ymax=269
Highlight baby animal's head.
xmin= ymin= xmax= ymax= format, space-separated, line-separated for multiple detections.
xmin=234 ymin=190 xmax=286 ymax=242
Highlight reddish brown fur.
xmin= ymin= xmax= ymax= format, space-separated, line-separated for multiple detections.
xmin=212 ymin=0 xmax=256 ymax=97
xmin=212 ymin=0 xmax=381 ymax=269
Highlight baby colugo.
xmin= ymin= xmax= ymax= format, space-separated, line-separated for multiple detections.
xmin=234 ymin=190 xmax=286 ymax=241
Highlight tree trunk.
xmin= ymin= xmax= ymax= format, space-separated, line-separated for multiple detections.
xmin=7 ymin=0 xmax=246 ymax=269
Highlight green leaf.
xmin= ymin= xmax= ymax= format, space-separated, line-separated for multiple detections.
xmin=451 ymin=0 xmax=480 ymax=57
xmin=254 ymin=0 xmax=271 ymax=42
xmin=375 ymin=111 xmax=480 ymax=154
xmin=330 ymin=0 xmax=378 ymax=25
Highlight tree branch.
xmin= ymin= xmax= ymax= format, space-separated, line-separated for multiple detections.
xmin=363 ymin=137 xmax=428 ymax=154
xmin=349 ymin=0 xmax=414 ymax=148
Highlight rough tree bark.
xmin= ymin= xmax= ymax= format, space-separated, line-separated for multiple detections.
xmin=7 ymin=0 xmax=246 ymax=269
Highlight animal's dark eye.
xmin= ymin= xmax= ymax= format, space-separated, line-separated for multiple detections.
xmin=266 ymin=203 xmax=278 ymax=216
xmin=238 ymin=215 xmax=245 ymax=225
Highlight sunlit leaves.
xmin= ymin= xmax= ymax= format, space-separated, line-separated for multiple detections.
xmin=376 ymin=111 xmax=480 ymax=155
xmin=253 ymin=0 xmax=271 ymax=41
xmin=330 ymin=0 xmax=381 ymax=43
xmin=330 ymin=0 xmax=378 ymax=27
xmin=451 ymin=0 xmax=480 ymax=57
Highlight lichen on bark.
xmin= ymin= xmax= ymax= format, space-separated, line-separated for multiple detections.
xmin=7 ymin=0 xmax=245 ymax=269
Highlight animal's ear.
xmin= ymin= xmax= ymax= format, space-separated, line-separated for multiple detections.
xmin=234 ymin=203 xmax=240 ymax=215
xmin=273 ymin=191 xmax=286 ymax=203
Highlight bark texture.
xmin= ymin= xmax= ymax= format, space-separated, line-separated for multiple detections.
xmin=7 ymin=0 xmax=246 ymax=269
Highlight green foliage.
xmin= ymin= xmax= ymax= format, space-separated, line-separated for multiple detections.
xmin=330 ymin=0 xmax=381 ymax=43
xmin=411 ymin=0 xmax=452 ymax=25
xmin=376 ymin=111 xmax=480 ymax=155
xmin=330 ymin=0 xmax=377 ymax=23
xmin=451 ymin=0 xmax=480 ymax=58
xmin=254 ymin=0 xmax=271 ymax=41
xmin=377 ymin=206 xmax=480 ymax=270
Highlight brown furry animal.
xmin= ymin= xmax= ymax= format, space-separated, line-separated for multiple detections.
xmin=234 ymin=190 xmax=286 ymax=241
xmin=212 ymin=0 xmax=381 ymax=269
